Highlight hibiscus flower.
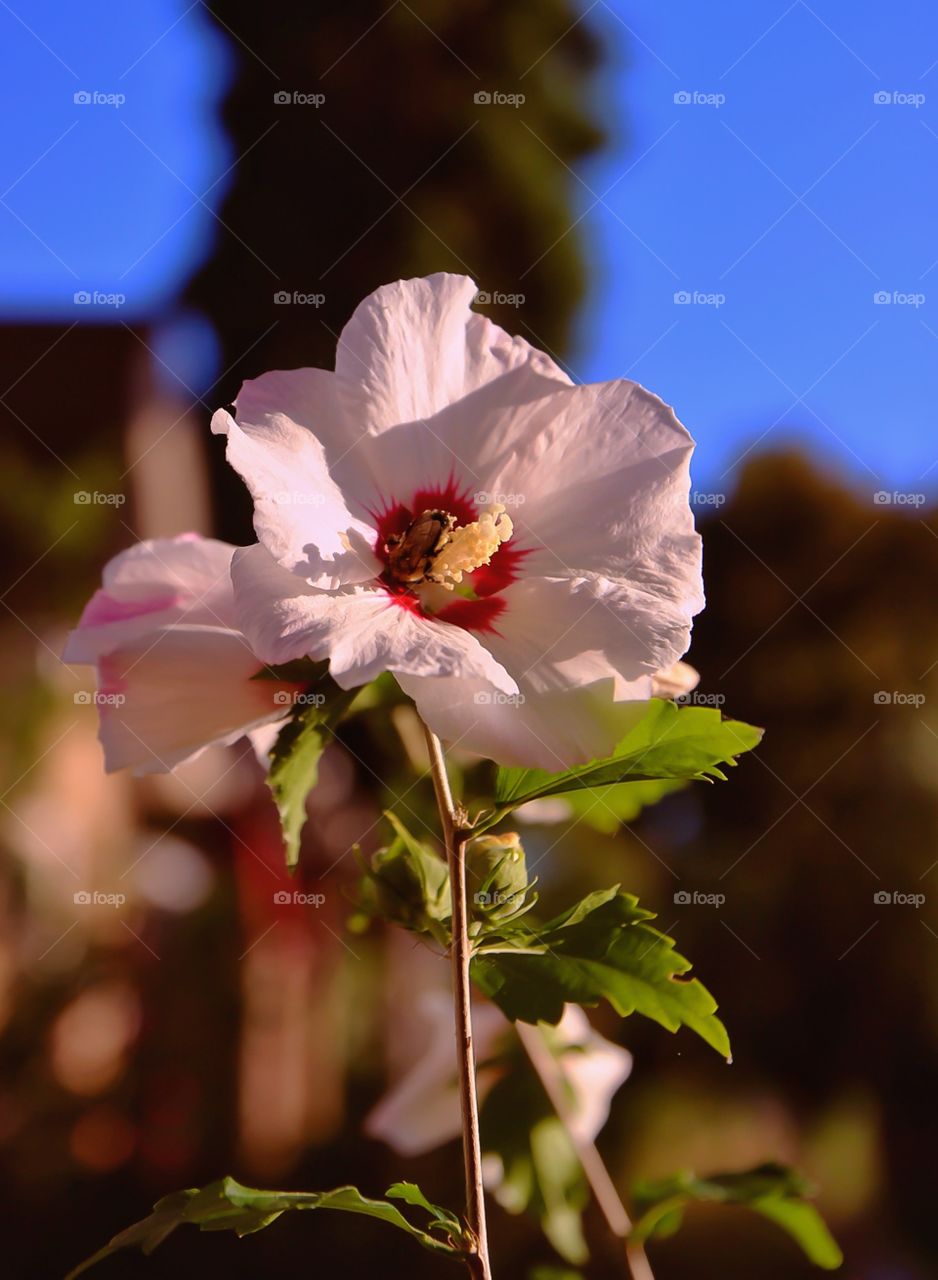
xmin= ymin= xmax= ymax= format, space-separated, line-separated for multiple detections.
xmin=212 ymin=274 xmax=703 ymax=769
xmin=365 ymin=995 xmax=631 ymax=1160
xmin=63 ymin=534 xmax=300 ymax=773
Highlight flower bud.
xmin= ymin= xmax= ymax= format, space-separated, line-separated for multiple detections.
xmin=466 ymin=832 xmax=529 ymax=920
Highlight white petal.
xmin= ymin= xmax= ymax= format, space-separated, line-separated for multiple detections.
xmin=335 ymin=273 xmax=570 ymax=436
xmin=503 ymin=381 xmax=704 ymax=604
xmin=211 ymin=404 xmax=380 ymax=590
xmin=63 ymin=535 xmax=238 ymax=664
xmin=652 ymin=660 xmax=700 ymax=699
xmin=550 ymin=1007 xmax=632 ymax=1146
xmin=396 ymin=671 xmax=649 ymax=770
xmin=231 ymin=544 xmax=518 ymax=693
xmin=95 ymin=625 xmax=295 ymax=774
xmin=364 ymin=992 xmax=507 ymax=1157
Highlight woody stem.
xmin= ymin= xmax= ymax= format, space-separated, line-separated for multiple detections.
xmin=422 ymin=720 xmax=493 ymax=1280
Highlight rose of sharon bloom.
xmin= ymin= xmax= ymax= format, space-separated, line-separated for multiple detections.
xmin=212 ymin=273 xmax=704 ymax=769
xmin=63 ymin=534 xmax=301 ymax=773
xmin=365 ymin=996 xmax=631 ymax=1161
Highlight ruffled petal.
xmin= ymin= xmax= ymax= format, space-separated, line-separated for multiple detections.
xmin=95 ymin=625 xmax=298 ymax=774
xmin=396 ymin=671 xmax=649 ymax=770
xmin=335 ymin=274 xmax=569 ymax=436
xmin=231 ymin=544 xmax=518 ymax=693
xmin=63 ymin=534 xmax=238 ymax=664
xmin=211 ymin=403 xmax=380 ymax=590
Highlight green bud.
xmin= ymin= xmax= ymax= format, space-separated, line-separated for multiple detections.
xmin=366 ymin=829 xmax=451 ymax=934
xmin=466 ymin=832 xmax=530 ymax=920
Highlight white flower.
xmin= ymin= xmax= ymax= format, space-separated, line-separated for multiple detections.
xmin=212 ymin=274 xmax=703 ymax=768
xmin=63 ymin=535 xmax=300 ymax=774
xmin=365 ymin=996 xmax=631 ymax=1159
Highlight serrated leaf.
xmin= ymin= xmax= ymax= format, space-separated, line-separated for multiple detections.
xmin=267 ymin=683 xmax=356 ymax=869
xmin=67 ymin=1176 xmax=466 ymax=1277
xmin=550 ymin=779 xmax=688 ymax=834
xmin=489 ymin=700 xmax=763 ymax=816
xmin=472 ymin=889 xmax=730 ymax=1058
xmin=631 ymin=1163 xmax=843 ymax=1269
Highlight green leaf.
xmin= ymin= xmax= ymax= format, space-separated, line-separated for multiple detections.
xmin=488 ymin=700 xmax=763 ymax=818
xmin=356 ymin=812 xmax=451 ymax=938
xmin=548 ymin=779 xmax=688 ymax=834
xmin=267 ymin=681 xmax=357 ymax=870
xmin=482 ymin=1062 xmax=590 ymax=1264
xmin=631 ymin=1164 xmax=843 ymax=1269
xmin=472 ymin=888 xmax=730 ymax=1058
xmin=66 ymin=1177 xmax=467 ymax=1278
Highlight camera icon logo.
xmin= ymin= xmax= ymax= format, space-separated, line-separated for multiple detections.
xmin=873 ymin=890 xmax=891 ymax=904
xmin=273 ymin=91 xmax=291 ymax=105
xmin=473 ymin=91 xmax=492 ymax=105
xmin=73 ymin=690 xmax=93 ymax=705
xmin=872 ymin=491 xmax=891 ymax=505
xmin=873 ymin=290 xmax=891 ymax=305
xmin=273 ymin=290 xmax=291 ymax=304
xmin=673 ymin=90 xmax=692 ymax=104
xmin=873 ymin=90 xmax=891 ymax=105
xmin=74 ymin=291 xmax=91 ymax=304
xmin=674 ymin=290 xmax=691 ymax=304
xmin=273 ymin=890 xmax=291 ymax=905
xmin=473 ymin=290 xmax=491 ymax=305
xmin=74 ymin=90 xmax=91 ymax=105
xmin=873 ymin=690 xmax=892 ymax=704
xmin=673 ymin=889 xmax=691 ymax=904
xmin=73 ymin=890 xmax=92 ymax=904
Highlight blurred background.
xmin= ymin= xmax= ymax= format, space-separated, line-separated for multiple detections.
xmin=1 ymin=1 xmax=936 ymax=1276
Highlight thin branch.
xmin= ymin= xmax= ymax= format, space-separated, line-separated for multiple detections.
xmin=516 ymin=1022 xmax=655 ymax=1280
xmin=422 ymin=721 xmax=493 ymax=1280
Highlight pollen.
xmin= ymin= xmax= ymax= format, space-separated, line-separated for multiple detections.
xmin=429 ymin=505 xmax=513 ymax=589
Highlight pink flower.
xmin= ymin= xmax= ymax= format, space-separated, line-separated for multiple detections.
xmin=213 ymin=274 xmax=703 ymax=768
xmin=64 ymin=535 xmax=298 ymax=773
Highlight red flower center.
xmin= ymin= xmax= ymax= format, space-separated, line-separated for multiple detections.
xmin=370 ymin=477 xmax=527 ymax=634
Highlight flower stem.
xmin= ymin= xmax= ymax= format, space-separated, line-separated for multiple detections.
xmin=422 ymin=721 xmax=493 ymax=1280
xmin=516 ymin=1022 xmax=655 ymax=1280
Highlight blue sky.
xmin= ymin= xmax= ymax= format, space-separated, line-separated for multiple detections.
xmin=2 ymin=0 xmax=936 ymax=492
